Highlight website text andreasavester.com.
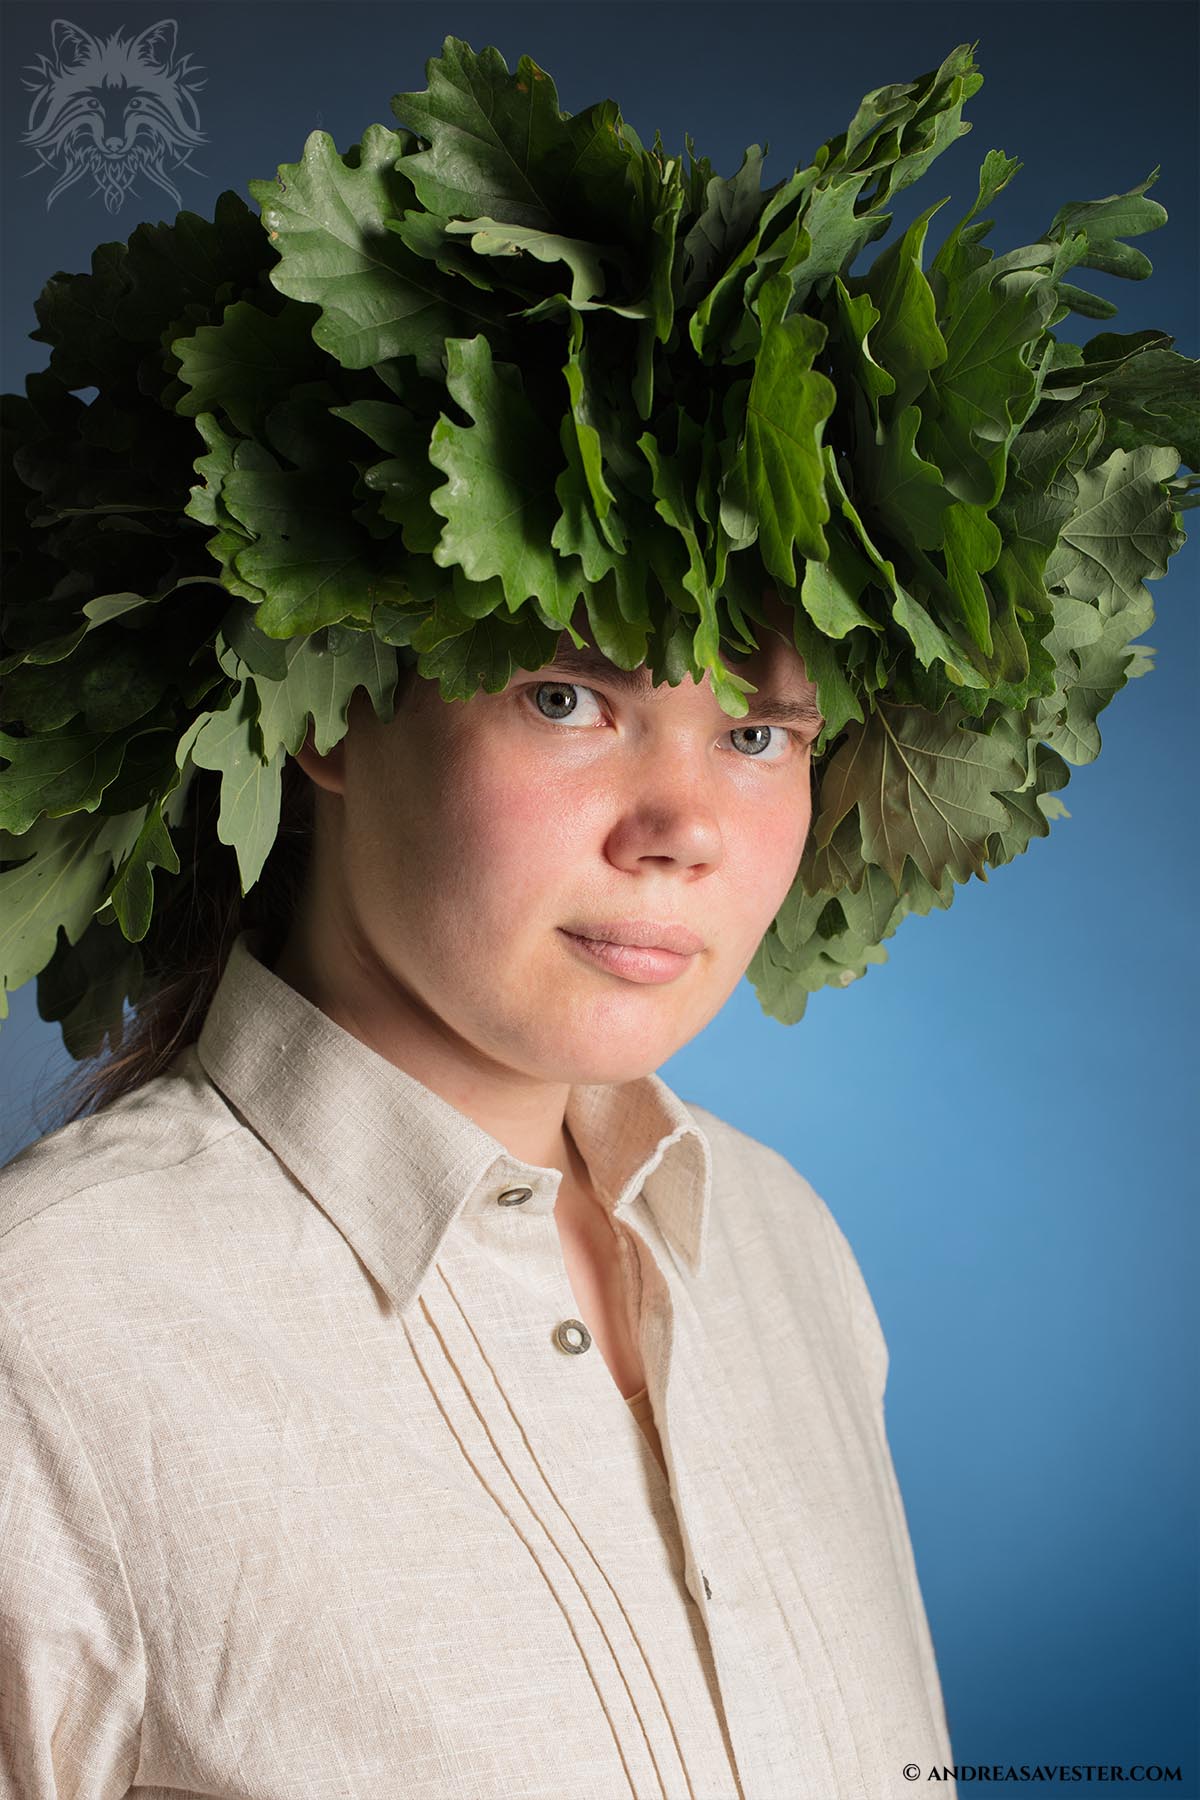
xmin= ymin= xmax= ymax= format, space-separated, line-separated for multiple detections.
xmin=900 ymin=1765 xmax=1184 ymax=1784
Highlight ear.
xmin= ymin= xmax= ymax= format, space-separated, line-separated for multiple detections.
xmin=289 ymin=723 xmax=347 ymax=796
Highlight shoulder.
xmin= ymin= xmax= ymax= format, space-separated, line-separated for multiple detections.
xmin=682 ymin=1096 xmax=844 ymax=1249
xmin=681 ymin=1096 xmax=890 ymax=1397
xmin=0 ymin=1044 xmax=239 ymax=1233
xmin=684 ymin=1098 xmax=826 ymax=1200
xmin=0 ymin=1045 xmax=286 ymax=1325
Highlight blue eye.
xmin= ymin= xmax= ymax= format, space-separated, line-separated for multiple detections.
xmin=526 ymin=680 xmax=797 ymax=762
xmin=530 ymin=681 xmax=604 ymax=725
xmin=728 ymin=723 xmax=790 ymax=762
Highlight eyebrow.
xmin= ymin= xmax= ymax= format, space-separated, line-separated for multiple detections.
xmin=535 ymin=644 xmax=826 ymax=731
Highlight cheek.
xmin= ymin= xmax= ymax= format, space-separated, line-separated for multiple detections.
xmin=440 ymin=760 xmax=583 ymax=917
xmin=726 ymin=788 xmax=813 ymax=924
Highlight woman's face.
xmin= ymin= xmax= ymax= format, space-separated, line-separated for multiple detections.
xmin=291 ymin=600 xmax=823 ymax=1088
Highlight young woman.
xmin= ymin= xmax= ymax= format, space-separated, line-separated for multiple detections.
xmin=0 ymin=593 xmax=955 ymax=1797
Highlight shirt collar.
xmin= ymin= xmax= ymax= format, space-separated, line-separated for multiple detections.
xmin=194 ymin=931 xmax=712 ymax=1312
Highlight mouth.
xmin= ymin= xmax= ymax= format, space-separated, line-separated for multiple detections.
xmin=557 ymin=928 xmax=699 ymax=986
xmin=559 ymin=919 xmax=706 ymax=955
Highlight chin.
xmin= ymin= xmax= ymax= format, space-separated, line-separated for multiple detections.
xmin=541 ymin=1049 xmax=673 ymax=1088
xmin=513 ymin=1012 xmax=702 ymax=1089
xmin=484 ymin=955 xmax=722 ymax=1083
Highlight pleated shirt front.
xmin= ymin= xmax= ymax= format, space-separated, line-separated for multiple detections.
xmin=0 ymin=929 xmax=956 ymax=1799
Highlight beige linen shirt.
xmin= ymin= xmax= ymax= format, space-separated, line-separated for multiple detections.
xmin=0 ymin=929 xmax=955 ymax=1799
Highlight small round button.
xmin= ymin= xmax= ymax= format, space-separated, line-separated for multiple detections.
xmin=496 ymin=1186 xmax=534 ymax=1207
xmin=555 ymin=1318 xmax=592 ymax=1354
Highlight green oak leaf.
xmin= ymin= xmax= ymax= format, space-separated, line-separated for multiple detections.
xmin=35 ymin=910 xmax=146 ymax=1059
xmin=1039 ymin=595 xmax=1155 ymax=766
xmin=0 ymin=812 xmax=117 ymax=1020
xmin=576 ymin=565 xmax=653 ymax=669
xmin=442 ymin=216 xmax=631 ymax=307
xmin=721 ymin=309 xmax=836 ymax=585
xmin=427 ymin=333 xmax=586 ymax=624
xmin=249 ymin=125 xmax=509 ymax=380
xmin=852 ymin=200 xmax=949 ymax=421
xmin=0 ymin=727 xmax=126 ymax=834
xmin=172 ymin=297 xmax=328 ymax=438
xmin=390 ymin=38 xmax=636 ymax=240
xmin=797 ymin=517 xmax=884 ymax=640
xmin=413 ymin=607 xmax=562 ymax=702
xmin=175 ymin=687 xmax=284 ymax=890
xmin=920 ymin=262 xmax=1060 ymax=508
xmin=636 ymin=418 xmax=755 ymax=716
xmin=221 ymin=466 xmax=403 ymax=635
xmin=827 ymin=277 xmax=896 ymax=440
xmin=248 ymin=628 xmax=400 ymax=758
xmin=858 ymin=401 xmax=955 ymax=554
xmin=814 ymin=700 xmax=1027 ymax=886
xmin=107 ymin=783 xmax=183 ymax=941
xmin=786 ymin=42 xmax=982 ymax=312
xmin=1069 ymin=338 xmax=1200 ymax=469
xmin=823 ymin=446 xmax=984 ymax=685
xmin=1044 ymin=443 xmax=1185 ymax=616
xmin=985 ymin=742 xmax=1073 ymax=865
xmin=787 ymin=605 xmax=868 ymax=756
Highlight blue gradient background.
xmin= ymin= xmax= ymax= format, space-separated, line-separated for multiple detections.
xmin=2 ymin=2 xmax=1196 ymax=1784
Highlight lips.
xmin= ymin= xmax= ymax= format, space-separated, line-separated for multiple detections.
xmin=559 ymin=919 xmax=705 ymax=955
xmin=558 ymin=929 xmax=697 ymax=985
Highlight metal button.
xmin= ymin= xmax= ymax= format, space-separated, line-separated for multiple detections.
xmin=555 ymin=1318 xmax=592 ymax=1354
xmin=496 ymin=1185 xmax=534 ymax=1207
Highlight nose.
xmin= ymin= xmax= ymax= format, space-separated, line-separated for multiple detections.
xmin=602 ymin=745 xmax=724 ymax=877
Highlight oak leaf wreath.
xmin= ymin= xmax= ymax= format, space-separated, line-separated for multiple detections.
xmin=2 ymin=37 xmax=1196 ymax=1057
